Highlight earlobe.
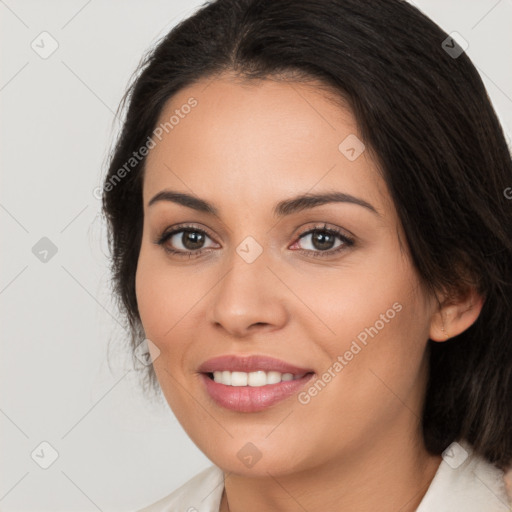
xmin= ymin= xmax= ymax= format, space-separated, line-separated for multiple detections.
xmin=429 ymin=288 xmax=485 ymax=342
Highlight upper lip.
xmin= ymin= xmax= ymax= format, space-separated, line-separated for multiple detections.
xmin=198 ymin=355 xmax=314 ymax=375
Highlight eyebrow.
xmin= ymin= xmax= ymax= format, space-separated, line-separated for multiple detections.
xmin=147 ymin=190 xmax=380 ymax=217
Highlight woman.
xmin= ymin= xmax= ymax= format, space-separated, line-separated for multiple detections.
xmin=101 ymin=0 xmax=512 ymax=510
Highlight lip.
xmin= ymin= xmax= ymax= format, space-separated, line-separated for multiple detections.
xmin=198 ymin=354 xmax=314 ymax=374
xmin=198 ymin=354 xmax=315 ymax=412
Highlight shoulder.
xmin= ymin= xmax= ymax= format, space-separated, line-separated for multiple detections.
xmin=136 ymin=465 xmax=225 ymax=512
xmin=417 ymin=439 xmax=512 ymax=512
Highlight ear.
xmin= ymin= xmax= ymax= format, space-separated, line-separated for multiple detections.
xmin=429 ymin=286 xmax=485 ymax=342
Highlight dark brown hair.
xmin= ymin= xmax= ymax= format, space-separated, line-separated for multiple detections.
xmin=102 ymin=0 xmax=512 ymax=469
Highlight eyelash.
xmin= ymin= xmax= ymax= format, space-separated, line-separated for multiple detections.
xmin=153 ymin=222 xmax=355 ymax=259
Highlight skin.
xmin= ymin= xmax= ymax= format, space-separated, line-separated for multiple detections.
xmin=135 ymin=72 xmax=483 ymax=512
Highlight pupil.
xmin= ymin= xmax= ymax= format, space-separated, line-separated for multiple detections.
xmin=313 ymin=230 xmax=334 ymax=250
xmin=183 ymin=231 xmax=205 ymax=250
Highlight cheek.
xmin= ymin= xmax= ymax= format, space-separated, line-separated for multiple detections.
xmin=135 ymin=245 xmax=195 ymax=340
xmin=134 ymin=243 xmax=210 ymax=389
xmin=293 ymin=247 xmax=421 ymax=347
xmin=309 ymin=247 xmax=431 ymax=396
xmin=135 ymin=254 xmax=170 ymax=338
xmin=291 ymin=280 xmax=430 ymax=458
xmin=134 ymin=248 xmax=193 ymax=409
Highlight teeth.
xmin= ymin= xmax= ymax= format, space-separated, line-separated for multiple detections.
xmin=231 ymin=371 xmax=247 ymax=386
xmin=211 ymin=370 xmax=305 ymax=386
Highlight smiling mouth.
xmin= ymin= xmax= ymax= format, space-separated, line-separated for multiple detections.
xmin=205 ymin=370 xmax=315 ymax=386
xmin=200 ymin=370 xmax=316 ymax=412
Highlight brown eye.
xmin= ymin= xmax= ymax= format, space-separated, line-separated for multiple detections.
xmin=176 ymin=230 xmax=206 ymax=250
xmin=308 ymin=230 xmax=337 ymax=251
xmin=296 ymin=228 xmax=351 ymax=252
xmin=155 ymin=225 xmax=219 ymax=257
xmin=289 ymin=224 xmax=355 ymax=258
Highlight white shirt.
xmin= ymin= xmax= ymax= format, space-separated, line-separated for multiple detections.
xmin=137 ymin=440 xmax=512 ymax=512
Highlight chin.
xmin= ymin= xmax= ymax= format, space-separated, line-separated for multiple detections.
xmin=195 ymin=435 xmax=315 ymax=478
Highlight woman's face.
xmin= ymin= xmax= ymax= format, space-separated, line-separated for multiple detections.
xmin=135 ymin=74 xmax=438 ymax=475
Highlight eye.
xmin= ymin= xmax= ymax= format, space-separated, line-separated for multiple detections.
xmin=154 ymin=222 xmax=355 ymax=259
xmin=154 ymin=224 xmax=218 ymax=258
xmin=290 ymin=223 xmax=355 ymax=258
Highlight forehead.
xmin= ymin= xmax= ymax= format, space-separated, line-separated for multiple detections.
xmin=142 ymin=74 xmax=390 ymax=216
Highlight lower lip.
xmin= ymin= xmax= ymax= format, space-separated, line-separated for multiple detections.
xmin=200 ymin=373 xmax=315 ymax=412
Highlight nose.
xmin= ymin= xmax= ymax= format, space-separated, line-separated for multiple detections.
xmin=208 ymin=247 xmax=289 ymax=339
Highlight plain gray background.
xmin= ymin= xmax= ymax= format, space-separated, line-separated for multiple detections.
xmin=1 ymin=1 xmax=511 ymax=511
